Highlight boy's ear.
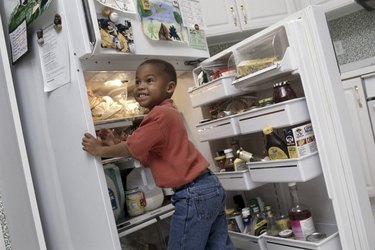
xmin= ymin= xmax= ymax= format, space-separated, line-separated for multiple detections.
xmin=166 ymin=81 xmax=176 ymax=93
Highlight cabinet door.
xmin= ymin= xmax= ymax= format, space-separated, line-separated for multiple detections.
xmin=237 ymin=0 xmax=297 ymax=30
xmin=343 ymin=78 xmax=375 ymax=196
xmin=200 ymin=0 xmax=242 ymax=37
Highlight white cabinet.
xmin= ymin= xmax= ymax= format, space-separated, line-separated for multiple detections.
xmin=201 ymin=0 xmax=296 ymax=38
xmin=343 ymin=77 xmax=375 ymax=196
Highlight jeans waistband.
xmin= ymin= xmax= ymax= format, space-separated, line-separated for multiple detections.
xmin=173 ymin=169 xmax=212 ymax=193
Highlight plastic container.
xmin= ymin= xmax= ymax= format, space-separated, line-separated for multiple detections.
xmin=104 ymin=164 xmax=125 ymax=221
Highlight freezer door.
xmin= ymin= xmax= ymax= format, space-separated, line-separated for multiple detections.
xmin=0 ymin=15 xmax=46 ymax=250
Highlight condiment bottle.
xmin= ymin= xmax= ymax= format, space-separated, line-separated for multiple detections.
xmin=241 ymin=207 xmax=252 ymax=234
xmin=265 ymin=205 xmax=279 ymax=237
xmin=224 ymin=148 xmax=235 ymax=171
xmin=288 ymin=182 xmax=316 ymax=240
xmin=263 ymin=126 xmax=289 ymax=160
xmin=249 ymin=205 xmax=267 ymax=236
xmin=273 ymin=81 xmax=297 ymax=103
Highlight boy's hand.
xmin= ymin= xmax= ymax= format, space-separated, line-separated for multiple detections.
xmin=82 ymin=133 xmax=104 ymax=156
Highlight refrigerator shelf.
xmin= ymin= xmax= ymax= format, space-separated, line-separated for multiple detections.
xmin=214 ymin=170 xmax=264 ymax=191
xmin=195 ymin=97 xmax=309 ymax=141
xmin=228 ymin=231 xmax=267 ymax=250
xmin=235 ymin=97 xmax=310 ymax=134
xmin=247 ymin=152 xmax=322 ymax=182
xmin=196 ymin=117 xmax=240 ymax=142
xmin=264 ymin=224 xmax=341 ymax=250
xmin=117 ymin=203 xmax=174 ymax=237
xmin=232 ymin=47 xmax=297 ymax=89
xmin=94 ymin=115 xmax=144 ymax=130
xmin=188 ymin=75 xmax=243 ymax=108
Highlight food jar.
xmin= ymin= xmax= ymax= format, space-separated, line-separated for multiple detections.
xmin=125 ymin=188 xmax=146 ymax=217
xmin=273 ymin=81 xmax=297 ymax=103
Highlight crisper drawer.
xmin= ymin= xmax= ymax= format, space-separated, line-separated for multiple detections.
xmin=264 ymin=224 xmax=341 ymax=250
xmin=235 ymin=98 xmax=309 ymax=134
xmin=215 ymin=170 xmax=264 ymax=191
xmin=196 ymin=117 xmax=240 ymax=142
xmin=248 ymin=152 xmax=322 ymax=182
xmin=228 ymin=231 xmax=266 ymax=250
xmin=189 ymin=76 xmax=242 ymax=108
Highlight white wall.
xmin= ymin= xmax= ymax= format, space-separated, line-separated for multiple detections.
xmin=172 ymin=72 xmax=215 ymax=168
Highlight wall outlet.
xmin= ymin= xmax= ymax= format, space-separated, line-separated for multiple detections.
xmin=333 ymin=40 xmax=344 ymax=56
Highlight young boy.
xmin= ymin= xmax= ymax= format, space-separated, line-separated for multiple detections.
xmin=82 ymin=59 xmax=235 ymax=250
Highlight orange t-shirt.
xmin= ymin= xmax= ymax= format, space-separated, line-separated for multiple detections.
xmin=126 ymin=99 xmax=209 ymax=188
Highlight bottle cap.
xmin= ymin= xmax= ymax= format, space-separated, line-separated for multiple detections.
xmin=279 ymin=229 xmax=293 ymax=238
xmin=288 ymin=182 xmax=297 ymax=187
xmin=262 ymin=126 xmax=273 ymax=135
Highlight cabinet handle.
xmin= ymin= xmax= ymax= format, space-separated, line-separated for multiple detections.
xmin=354 ymin=85 xmax=363 ymax=108
xmin=230 ymin=7 xmax=237 ymax=27
xmin=240 ymin=5 xmax=247 ymax=25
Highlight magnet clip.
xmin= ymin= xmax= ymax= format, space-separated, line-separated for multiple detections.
xmin=36 ymin=29 xmax=44 ymax=45
xmin=54 ymin=14 xmax=62 ymax=31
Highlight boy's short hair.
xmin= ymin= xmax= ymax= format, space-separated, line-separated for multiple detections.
xmin=139 ymin=59 xmax=177 ymax=83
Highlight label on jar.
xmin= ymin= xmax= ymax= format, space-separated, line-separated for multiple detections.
xmin=290 ymin=216 xmax=315 ymax=240
xmin=268 ymin=146 xmax=289 ymax=160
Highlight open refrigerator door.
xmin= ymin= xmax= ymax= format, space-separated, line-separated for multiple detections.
xmin=187 ymin=5 xmax=375 ymax=250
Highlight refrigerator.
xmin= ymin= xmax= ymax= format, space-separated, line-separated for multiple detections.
xmin=0 ymin=1 xmax=374 ymax=250
xmin=0 ymin=12 xmax=46 ymax=250
xmin=186 ymin=5 xmax=375 ymax=250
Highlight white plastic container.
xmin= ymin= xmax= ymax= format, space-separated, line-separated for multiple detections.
xmin=235 ymin=97 xmax=310 ymax=135
xmin=126 ymin=167 xmax=164 ymax=212
xmin=247 ymin=152 xmax=322 ymax=183
xmin=104 ymin=164 xmax=125 ymax=221
xmin=196 ymin=117 xmax=240 ymax=142
xmin=264 ymin=224 xmax=341 ymax=250
xmin=228 ymin=231 xmax=267 ymax=250
xmin=215 ymin=170 xmax=264 ymax=191
xmin=189 ymin=76 xmax=242 ymax=107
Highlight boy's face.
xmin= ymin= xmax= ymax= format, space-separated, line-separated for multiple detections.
xmin=134 ymin=63 xmax=176 ymax=109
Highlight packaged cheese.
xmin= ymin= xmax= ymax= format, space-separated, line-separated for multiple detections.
xmin=284 ymin=123 xmax=317 ymax=158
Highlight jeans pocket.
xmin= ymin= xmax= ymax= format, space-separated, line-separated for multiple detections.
xmin=193 ymin=185 xmax=223 ymax=221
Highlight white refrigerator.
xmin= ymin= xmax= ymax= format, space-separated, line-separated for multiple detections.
xmin=0 ymin=13 xmax=46 ymax=250
xmin=0 ymin=0 xmax=209 ymax=249
xmin=186 ymin=5 xmax=375 ymax=250
xmin=1 ymin=1 xmax=374 ymax=250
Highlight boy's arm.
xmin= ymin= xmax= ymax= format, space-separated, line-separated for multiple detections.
xmin=82 ymin=132 xmax=131 ymax=158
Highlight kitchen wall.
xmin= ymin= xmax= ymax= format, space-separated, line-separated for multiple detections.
xmin=208 ymin=9 xmax=375 ymax=71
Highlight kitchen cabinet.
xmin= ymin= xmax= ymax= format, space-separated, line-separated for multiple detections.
xmin=343 ymin=77 xmax=375 ymax=196
xmin=201 ymin=0 xmax=297 ymax=38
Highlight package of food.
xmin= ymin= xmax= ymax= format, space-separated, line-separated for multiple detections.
xmin=284 ymin=123 xmax=317 ymax=158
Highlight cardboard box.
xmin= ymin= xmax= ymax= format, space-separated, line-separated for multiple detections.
xmin=284 ymin=123 xmax=317 ymax=158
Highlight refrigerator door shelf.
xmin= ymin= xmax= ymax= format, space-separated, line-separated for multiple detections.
xmin=228 ymin=231 xmax=267 ymax=250
xmin=233 ymin=47 xmax=297 ymax=90
xmin=247 ymin=152 xmax=322 ymax=183
xmin=214 ymin=170 xmax=264 ymax=191
xmin=236 ymin=97 xmax=310 ymax=135
xmin=188 ymin=76 xmax=243 ymax=108
xmin=117 ymin=203 xmax=174 ymax=237
xmin=196 ymin=117 xmax=240 ymax=142
xmin=264 ymin=223 xmax=341 ymax=250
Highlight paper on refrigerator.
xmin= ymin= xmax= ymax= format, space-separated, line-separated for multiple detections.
xmin=38 ymin=24 xmax=70 ymax=92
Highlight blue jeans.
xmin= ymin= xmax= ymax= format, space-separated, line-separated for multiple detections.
xmin=168 ymin=171 xmax=236 ymax=250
